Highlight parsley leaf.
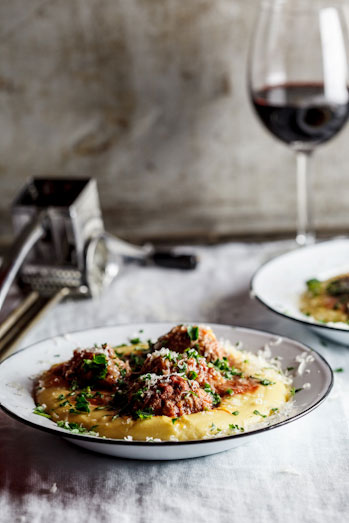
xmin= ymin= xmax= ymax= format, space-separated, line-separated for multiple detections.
xmin=306 ymin=278 xmax=322 ymax=296
xmin=83 ymin=353 xmax=108 ymax=380
xmin=229 ymin=423 xmax=244 ymax=432
xmin=259 ymin=379 xmax=275 ymax=386
xmin=56 ymin=421 xmax=98 ymax=435
xmin=185 ymin=347 xmax=200 ymax=360
xmin=290 ymin=387 xmax=303 ymax=396
xmin=135 ymin=408 xmax=154 ymax=420
xmin=187 ymin=325 xmax=199 ymax=341
xmin=74 ymin=393 xmax=90 ymax=413
xmin=33 ymin=405 xmax=51 ymax=419
xmin=203 ymin=383 xmax=221 ymax=406
xmin=253 ymin=409 xmax=267 ymax=418
xmin=213 ymin=358 xmax=242 ymax=378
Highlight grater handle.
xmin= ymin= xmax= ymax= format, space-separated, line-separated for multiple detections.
xmin=0 ymin=213 xmax=46 ymax=311
xmin=103 ymin=233 xmax=198 ymax=270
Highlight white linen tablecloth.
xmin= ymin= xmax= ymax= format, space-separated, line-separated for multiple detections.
xmin=0 ymin=241 xmax=348 ymax=523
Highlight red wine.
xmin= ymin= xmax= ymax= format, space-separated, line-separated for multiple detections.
xmin=252 ymin=83 xmax=349 ymax=148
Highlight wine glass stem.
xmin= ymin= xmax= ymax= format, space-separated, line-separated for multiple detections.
xmin=296 ymin=150 xmax=315 ymax=246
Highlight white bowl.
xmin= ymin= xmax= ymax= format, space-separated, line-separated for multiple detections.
xmin=252 ymin=239 xmax=349 ymax=344
xmin=0 ymin=323 xmax=332 ymax=460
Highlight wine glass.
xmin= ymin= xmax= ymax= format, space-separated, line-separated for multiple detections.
xmin=248 ymin=0 xmax=349 ymax=246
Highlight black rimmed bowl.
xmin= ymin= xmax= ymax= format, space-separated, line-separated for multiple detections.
xmin=0 ymin=322 xmax=333 ymax=460
xmin=252 ymin=239 xmax=349 ymax=345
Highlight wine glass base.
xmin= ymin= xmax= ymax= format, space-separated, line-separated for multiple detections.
xmin=296 ymin=232 xmax=316 ymax=247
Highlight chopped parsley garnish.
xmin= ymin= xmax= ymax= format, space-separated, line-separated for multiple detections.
xmin=259 ymin=379 xmax=275 ymax=386
xmin=253 ymin=409 xmax=267 ymax=418
xmin=203 ymin=383 xmax=221 ymax=406
xmin=83 ymin=353 xmax=108 ymax=380
xmin=56 ymin=394 xmax=65 ymax=401
xmin=59 ymin=400 xmax=71 ymax=407
xmin=229 ymin=423 xmax=244 ymax=432
xmin=130 ymin=337 xmax=141 ymax=345
xmin=213 ymin=358 xmax=242 ymax=378
xmin=334 ymin=368 xmax=344 ymax=373
xmin=286 ymin=367 xmax=295 ymax=372
xmin=80 ymin=386 xmax=94 ymax=398
xmin=290 ymin=387 xmax=303 ymax=396
xmin=69 ymin=393 xmax=90 ymax=413
xmin=178 ymin=361 xmax=188 ymax=372
xmin=226 ymin=389 xmax=233 ymax=396
xmin=187 ymin=325 xmax=199 ymax=341
xmin=188 ymin=371 xmax=198 ymax=380
xmin=306 ymin=278 xmax=322 ymax=296
xmin=135 ymin=408 xmax=154 ymax=420
xmin=33 ymin=405 xmax=51 ymax=419
xmin=271 ymin=408 xmax=279 ymax=413
xmin=133 ymin=387 xmax=146 ymax=399
xmin=232 ymin=411 xmax=239 ymax=416
xmin=172 ymin=417 xmax=180 ymax=424
xmin=56 ymin=421 xmax=98 ymax=435
xmin=185 ymin=347 xmax=200 ymax=360
xmin=163 ymin=351 xmax=177 ymax=362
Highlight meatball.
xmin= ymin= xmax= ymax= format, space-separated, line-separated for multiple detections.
xmin=140 ymin=348 xmax=180 ymax=376
xmin=153 ymin=324 xmax=228 ymax=362
xmin=61 ymin=345 xmax=131 ymax=389
xmin=128 ymin=374 xmax=213 ymax=417
xmin=140 ymin=347 xmax=225 ymax=392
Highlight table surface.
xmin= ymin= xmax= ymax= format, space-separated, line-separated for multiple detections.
xmin=1 ymin=241 xmax=348 ymax=523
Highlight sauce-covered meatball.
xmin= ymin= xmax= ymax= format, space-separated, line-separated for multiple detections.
xmin=61 ymin=345 xmax=131 ymax=389
xmin=139 ymin=347 xmax=258 ymax=399
xmin=127 ymin=373 xmax=213 ymax=417
xmin=141 ymin=347 xmax=225 ymax=391
xmin=153 ymin=325 xmax=228 ymax=362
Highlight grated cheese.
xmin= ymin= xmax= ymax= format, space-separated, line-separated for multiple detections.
xmin=296 ymin=352 xmax=315 ymax=376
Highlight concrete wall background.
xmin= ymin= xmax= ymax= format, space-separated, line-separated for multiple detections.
xmin=0 ymin=0 xmax=349 ymax=243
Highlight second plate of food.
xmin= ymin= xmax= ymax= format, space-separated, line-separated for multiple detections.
xmin=0 ymin=322 xmax=332 ymax=460
xmin=252 ymin=238 xmax=349 ymax=344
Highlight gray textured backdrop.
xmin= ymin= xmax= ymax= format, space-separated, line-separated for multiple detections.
xmin=0 ymin=0 xmax=349 ymax=243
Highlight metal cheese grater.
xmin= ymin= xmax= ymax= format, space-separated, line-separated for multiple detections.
xmin=0 ymin=178 xmax=197 ymax=358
